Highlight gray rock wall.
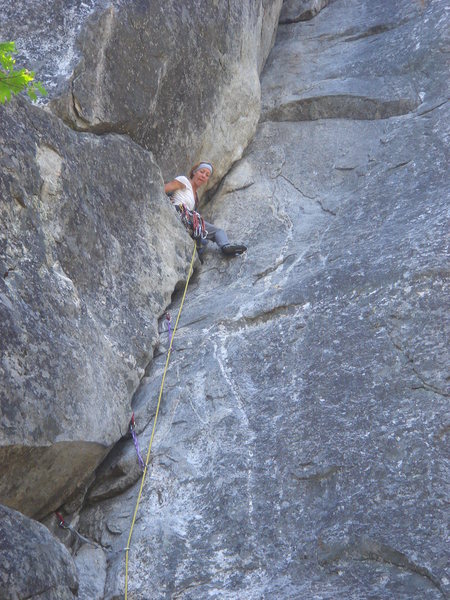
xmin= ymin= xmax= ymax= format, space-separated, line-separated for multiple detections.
xmin=0 ymin=97 xmax=193 ymax=518
xmin=74 ymin=1 xmax=449 ymax=598
xmin=0 ymin=0 xmax=448 ymax=598
xmin=0 ymin=1 xmax=284 ymax=595
xmin=280 ymin=0 xmax=330 ymax=24
xmin=1 ymin=0 xmax=283 ymax=183
xmin=0 ymin=0 xmax=281 ymax=522
xmin=0 ymin=504 xmax=78 ymax=599
xmin=53 ymin=0 xmax=283 ymax=181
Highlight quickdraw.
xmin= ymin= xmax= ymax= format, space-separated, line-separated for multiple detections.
xmin=165 ymin=312 xmax=172 ymax=343
xmin=129 ymin=413 xmax=145 ymax=471
xmin=55 ymin=512 xmax=97 ymax=547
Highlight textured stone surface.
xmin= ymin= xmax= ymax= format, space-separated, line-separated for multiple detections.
xmin=0 ymin=97 xmax=192 ymax=518
xmin=261 ymin=0 xmax=442 ymax=122
xmin=76 ymin=1 xmax=449 ymax=598
xmin=0 ymin=503 xmax=78 ymax=599
xmin=280 ymin=0 xmax=330 ymax=24
xmin=75 ymin=544 xmax=107 ymax=600
xmin=0 ymin=0 xmax=282 ymax=183
xmin=0 ymin=1 xmax=102 ymax=98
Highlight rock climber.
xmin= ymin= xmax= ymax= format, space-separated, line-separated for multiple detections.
xmin=164 ymin=162 xmax=247 ymax=258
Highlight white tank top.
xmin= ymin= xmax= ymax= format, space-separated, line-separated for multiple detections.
xmin=171 ymin=176 xmax=196 ymax=211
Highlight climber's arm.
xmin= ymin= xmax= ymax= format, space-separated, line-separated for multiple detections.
xmin=164 ymin=179 xmax=185 ymax=194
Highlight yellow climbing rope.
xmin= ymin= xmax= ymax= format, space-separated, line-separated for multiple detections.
xmin=124 ymin=242 xmax=197 ymax=599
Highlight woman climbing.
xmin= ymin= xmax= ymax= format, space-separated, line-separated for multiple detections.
xmin=164 ymin=162 xmax=247 ymax=258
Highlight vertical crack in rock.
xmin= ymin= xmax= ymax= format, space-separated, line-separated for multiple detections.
xmin=81 ymin=0 xmax=446 ymax=593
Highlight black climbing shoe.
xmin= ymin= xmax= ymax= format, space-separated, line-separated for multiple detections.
xmin=221 ymin=244 xmax=247 ymax=256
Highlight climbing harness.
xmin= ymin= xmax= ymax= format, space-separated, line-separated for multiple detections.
xmin=124 ymin=243 xmax=197 ymax=599
xmin=176 ymin=204 xmax=208 ymax=240
xmin=176 ymin=203 xmax=207 ymax=263
xmin=129 ymin=413 xmax=145 ymax=472
xmin=55 ymin=512 xmax=97 ymax=547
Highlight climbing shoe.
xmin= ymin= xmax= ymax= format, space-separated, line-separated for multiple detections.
xmin=221 ymin=243 xmax=247 ymax=256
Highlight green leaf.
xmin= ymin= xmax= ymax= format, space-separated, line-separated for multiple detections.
xmin=0 ymin=41 xmax=16 ymax=71
xmin=0 ymin=42 xmax=15 ymax=52
xmin=0 ymin=80 xmax=12 ymax=104
xmin=0 ymin=41 xmax=46 ymax=103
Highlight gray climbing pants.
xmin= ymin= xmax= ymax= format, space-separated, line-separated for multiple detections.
xmin=203 ymin=220 xmax=229 ymax=247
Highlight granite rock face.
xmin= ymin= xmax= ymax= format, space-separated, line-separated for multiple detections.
xmin=0 ymin=0 xmax=282 ymax=524
xmin=0 ymin=0 xmax=283 ymax=582
xmin=0 ymin=503 xmax=78 ymax=599
xmin=0 ymin=97 xmax=192 ymax=519
xmin=74 ymin=544 xmax=108 ymax=600
xmin=0 ymin=0 xmax=283 ymax=183
xmin=280 ymin=0 xmax=330 ymax=24
xmin=0 ymin=1 xmax=102 ymax=98
xmin=261 ymin=0 xmax=437 ymax=122
xmin=75 ymin=1 xmax=449 ymax=598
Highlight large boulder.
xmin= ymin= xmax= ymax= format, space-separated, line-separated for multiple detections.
xmin=0 ymin=97 xmax=192 ymax=518
xmin=1 ymin=0 xmax=283 ymax=182
xmin=0 ymin=504 xmax=78 ymax=599
xmin=76 ymin=1 xmax=449 ymax=597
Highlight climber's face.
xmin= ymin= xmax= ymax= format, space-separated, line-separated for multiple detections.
xmin=191 ymin=167 xmax=211 ymax=188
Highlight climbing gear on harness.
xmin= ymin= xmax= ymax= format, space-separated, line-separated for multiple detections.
xmin=124 ymin=243 xmax=197 ymax=600
xmin=55 ymin=512 xmax=97 ymax=547
xmin=221 ymin=243 xmax=247 ymax=256
xmin=175 ymin=204 xmax=208 ymax=263
xmin=129 ymin=413 xmax=145 ymax=471
xmin=176 ymin=204 xmax=208 ymax=240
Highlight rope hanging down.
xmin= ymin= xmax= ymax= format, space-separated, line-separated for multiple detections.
xmin=124 ymin=242 xmax=197 ymax=599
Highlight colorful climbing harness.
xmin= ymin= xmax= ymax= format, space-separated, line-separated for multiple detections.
xmin=176 ymin=204 xmax=208 ymax=240
xmin=124 ymin=243 xmax=197 ymax=599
